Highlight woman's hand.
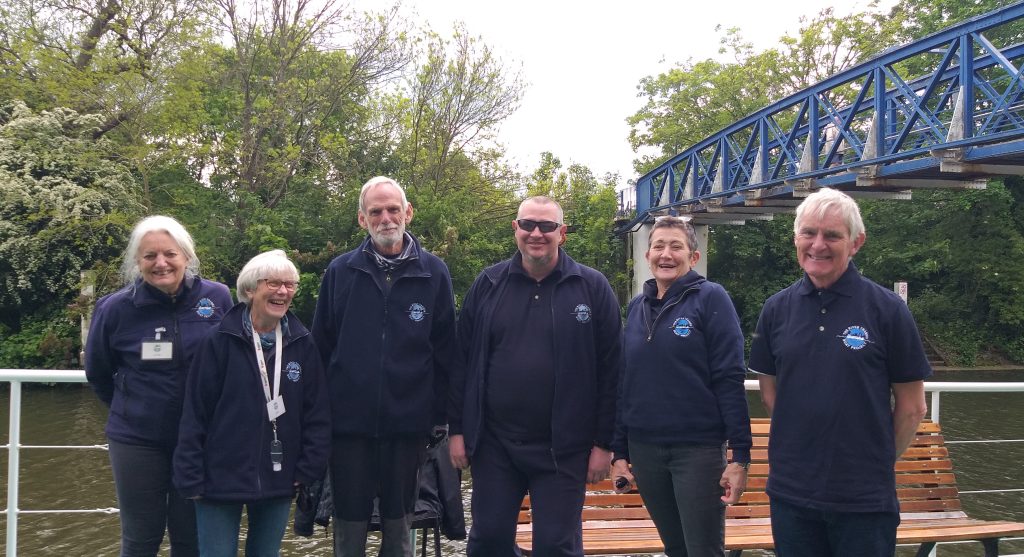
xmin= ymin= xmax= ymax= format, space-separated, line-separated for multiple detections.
xmin=720 ymin=463 xmax=748 ymax=504
xmin=611 ymin=459 xmax=634 ymax=493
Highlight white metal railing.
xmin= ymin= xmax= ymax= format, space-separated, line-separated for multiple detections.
xmin=0 ymin=369 xmax=115 ymax=556
xmin=2 ymin=371 xmax=1024 ymax=556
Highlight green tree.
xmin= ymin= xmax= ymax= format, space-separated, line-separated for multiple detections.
xmin=0 ymin=0 xmax=211 ymax=136
xmin=0 ymin=101 xmax=140 ymax=358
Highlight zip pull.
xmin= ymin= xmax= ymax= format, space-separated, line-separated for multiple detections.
xmin=154 ymin=327 xmax=166 ymax=341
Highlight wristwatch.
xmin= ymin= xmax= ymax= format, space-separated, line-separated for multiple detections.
xmin=734 ymin=461 xmax=750 ymax=470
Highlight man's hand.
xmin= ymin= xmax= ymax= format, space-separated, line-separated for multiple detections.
xmin=449 ymin=434 xmax=469 ymax=470
xmin=611 ymin=459 xmax=634 ymax=493
xmin=587 ymin=446 xmax=612 ymax=484
xmin=720 ymin=463 xmax=748 ymax=504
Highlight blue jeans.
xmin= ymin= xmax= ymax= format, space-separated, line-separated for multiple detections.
xmin=195 ymin=497 xmax=292 ymax=557
xmin=769 ymin=497 xmax=899 ymax=557
xmin=628 ymin=440 xmax=725 ymax=557
xmin=108 ymin=440 xmax=198 ymax=557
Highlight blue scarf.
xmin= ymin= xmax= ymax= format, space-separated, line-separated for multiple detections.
xmin=363 ymin=232 xmax=418 ymax=272
xmin=243 ymin=306 xmax=290 ymax=349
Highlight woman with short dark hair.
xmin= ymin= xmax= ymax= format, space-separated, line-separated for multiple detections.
xmin=611 ymin=216 xmax=752 ymax=557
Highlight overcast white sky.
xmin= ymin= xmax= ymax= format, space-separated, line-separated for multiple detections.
xmin=359 ymin=0 xmax=893 ymax=187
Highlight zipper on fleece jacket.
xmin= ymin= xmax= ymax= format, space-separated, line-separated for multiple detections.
xmin=644 ymin=286 xmax=698 ymax=342
xmin=374 ymin=270 xmax=392 ymax=438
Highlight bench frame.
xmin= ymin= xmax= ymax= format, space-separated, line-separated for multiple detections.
xmin=515 ymin=418 xmax=1024 ymax=556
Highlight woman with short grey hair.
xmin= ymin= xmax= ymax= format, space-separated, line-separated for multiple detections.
xmin=175 ymin=249 xmax=330 ymax=557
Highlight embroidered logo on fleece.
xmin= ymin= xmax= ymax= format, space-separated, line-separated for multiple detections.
xmin=407 ymin=303 xmax=427 ymax=322
xmin=195 ymin=298 xmax=216 ymax=318
xmin=571 ymin=304 xmax=592 ymax=323
xmin=286 ymin=361 xmax=302 ymax=382
xmin=671 ymin=317 xmax=694 ymax=338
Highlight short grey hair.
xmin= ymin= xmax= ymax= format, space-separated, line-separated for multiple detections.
xmin=648 ymin=216 xmax=699 ymax=252
xmin=358 ymin=176 xmax=409 ymax=213
xmin=518 ymin=196 xmax=564 ymax=223
xmin=120 ymin=215 xmax=199 ymax=285
xmin=236 ymin=249 xmax=300 ymax=304
xmin=794 ymin=188 xmax=865 ymax=239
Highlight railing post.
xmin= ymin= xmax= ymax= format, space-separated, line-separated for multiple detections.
xmin=928 ymin=391 xmax=941 ymax=556
xmin=7 ymin=379 xmax=22 ymax=556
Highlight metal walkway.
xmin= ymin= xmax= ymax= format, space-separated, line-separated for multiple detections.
xmin=622 ymin=1 xmax=1024 ymax=229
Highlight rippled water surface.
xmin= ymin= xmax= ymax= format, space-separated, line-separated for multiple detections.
xmin=1 ymin=370 xmax=1022 ymax=556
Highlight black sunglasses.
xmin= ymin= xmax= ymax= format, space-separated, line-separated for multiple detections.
xmin=517 ymin=219 xmax=560 ymax=233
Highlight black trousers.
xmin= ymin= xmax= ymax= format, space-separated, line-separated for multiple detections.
xmin=329 ymin=435 xmax=426 ymax=522
xmin=467 ymin=429 xmax=589 ymax=557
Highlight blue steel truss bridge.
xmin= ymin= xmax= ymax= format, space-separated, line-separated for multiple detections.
xmin=621 ymin=1 xmax=1024 ymax=230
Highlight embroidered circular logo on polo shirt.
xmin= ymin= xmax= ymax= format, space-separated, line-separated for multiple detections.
xmin=407 ymin=303 xmax=427 ymax=322
xmin=286 ymin=361 xmax=302 ymax=382
xmin=838 ymin=325 xmax=870 ymax=350
xmin=195 ymin=298 xmax=216 ymax=318
xmin=572 ymin=304 xmax=592 ymax=323
xmin=671 ymin=317 xmax=694 ymax=337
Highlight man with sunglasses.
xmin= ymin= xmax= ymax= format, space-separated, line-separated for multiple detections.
xmin=449 ymin=196 xmax=622 ymax=557
xmin=311 ymin=176 xmax=461 ymax=557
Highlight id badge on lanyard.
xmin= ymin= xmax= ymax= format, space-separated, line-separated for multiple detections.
xmin=252 ymin=322 xmax=286 ymax=471
xmin=141 ymin=327 xmax=173 ymax=360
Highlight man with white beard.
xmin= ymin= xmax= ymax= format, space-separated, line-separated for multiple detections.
xmin=312 ymin=176 xmax=460 ymax=557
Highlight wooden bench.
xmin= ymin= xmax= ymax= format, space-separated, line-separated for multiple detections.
xmin=515 ymin=418 xmax=1024 ymax=556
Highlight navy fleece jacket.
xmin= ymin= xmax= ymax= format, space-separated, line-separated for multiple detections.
xmin=612 ymin=271 xmax=751 ymax=464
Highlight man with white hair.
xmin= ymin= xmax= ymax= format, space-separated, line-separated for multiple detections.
xmin=748 ymin=187 xmax=931 ymax=556
xmin=312 ymin=176 xmax=460 ymax=557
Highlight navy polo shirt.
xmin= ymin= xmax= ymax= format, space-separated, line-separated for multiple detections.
xmin=484 ymin=256 xmax=559 ymax=441
xmin=748 ymin=262 xmax=932 ymax=513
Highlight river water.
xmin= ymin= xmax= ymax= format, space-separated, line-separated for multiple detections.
xmin=1 ymin=370 xmax=1022 ymax=556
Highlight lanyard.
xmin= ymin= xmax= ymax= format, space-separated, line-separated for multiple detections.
xmin=251 ymin=321 xmax=283 ymax=419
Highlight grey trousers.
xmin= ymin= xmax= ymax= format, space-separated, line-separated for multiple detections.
xmin=108 ymin=439 xmax=198 ymax=557
xmin=628 ymin=440 xmax=726 ymax=557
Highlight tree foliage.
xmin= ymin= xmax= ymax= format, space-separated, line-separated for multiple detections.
xmin=0 ymin=101 xmax=140 ymax=332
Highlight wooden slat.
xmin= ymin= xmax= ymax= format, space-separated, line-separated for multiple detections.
xmin=582 ymin=493 xmax=645 ymax=507
xmin=896 ymin=472 xmax=957 ymax=485
xmin=896 ymin=486 xmax=961 ymax=500
xmin=581 ymin=507 xmax=650 ymax=521
xmin=894 ymin=459 xmax=953 ymax=472
xmin=899 ymin=499 xmax=963 ymax=512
